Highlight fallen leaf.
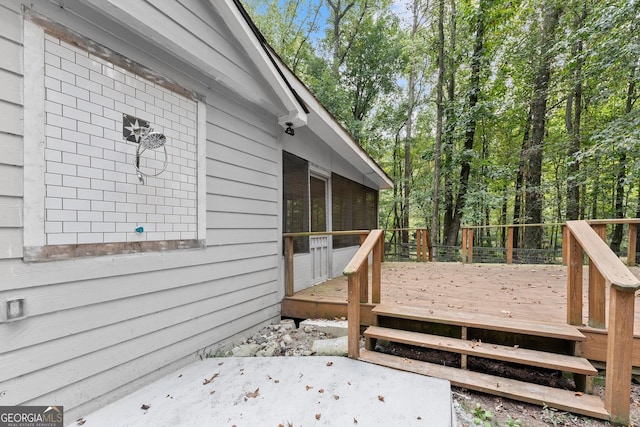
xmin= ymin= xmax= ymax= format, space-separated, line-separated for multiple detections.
xmin=333 ymin=395 xmax=340 ymax=400
xmin=575 ymin=391 xmax=584 ymax=396
xmin=417 ymin=416 xmax=422 ymax=420
xmin=76 ymin=419 xmax=86 ymax=426
xmin=326 ymin=361 xmax=333 ymax=366
xmin=306 ymin=385 xmax=313 ymax=391
xmin=141 ymin=404 xmax=150 ymax=410
xmin=353 ymin=417 xmax=358 ymax=424
xmin=203 ymin=373 xmax=219 ymax=385
xmin=210 ymin=390 xmax=216 ymax=395
xmin=315 ymin=413 xmax=321 ymax=420
xmin=245 ymin=388 xmax=260 ymax=399
xmin=378 ymin=395 xmax=385 ymax=402
xmin=275 ymin=379 xmax=280 ymax=383
xmin=318 ymin=389 xmax=325 ymax=393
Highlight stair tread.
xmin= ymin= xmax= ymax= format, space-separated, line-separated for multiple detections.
xmin=372 ymin=304 xmax=586 ymax=341
xmin=365 ymin=326 xmax=597 ymax=375
xmin=359 ymin=349 xmax=609 ymax=420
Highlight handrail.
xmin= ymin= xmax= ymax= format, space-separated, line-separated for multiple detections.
xmin=567 ymin=221 xmax=639 ymax=291
xmin=344 ymin=229 xmax=385 ymax=276
xmin=343 ymin=229 xmax=384 ymax=359
xmin=565 ymin=220 xmax=640 ymax=424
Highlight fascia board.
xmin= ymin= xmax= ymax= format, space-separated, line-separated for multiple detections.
xmin=210 ymin=0 xmax=307 ymax=128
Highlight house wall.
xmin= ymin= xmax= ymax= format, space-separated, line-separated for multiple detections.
xmin=283 ymin=122 xmax=377 ymax=290
xmin=1 ymin=0 xmax=284 ymax=421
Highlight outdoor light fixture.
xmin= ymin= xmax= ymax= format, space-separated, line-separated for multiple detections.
xmin=284 ymin=122 xmax=295 ymax=136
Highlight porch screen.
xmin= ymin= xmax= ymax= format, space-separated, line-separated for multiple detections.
xmin=283 ymin=151 xmax=309 ymax=253
xmin=332 ymin=173 xmax=378 ymax=248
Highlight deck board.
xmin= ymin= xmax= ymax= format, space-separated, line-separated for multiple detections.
xmin=364 ymin=326 xmax=597 ymax=375
xmin=283 ymin=262 xmax=640 ymax=334
xmin=359 ymin=349 xmax=610 ymax=420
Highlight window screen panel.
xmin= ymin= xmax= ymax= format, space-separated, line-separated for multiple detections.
xmin=283 ymin=151 xmax=309 ymax=253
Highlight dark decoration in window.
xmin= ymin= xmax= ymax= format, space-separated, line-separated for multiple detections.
xmin=332 ymin=173 xmax=378 ymax=248
xmin=283 ymin=151 xmax=309 ymax=253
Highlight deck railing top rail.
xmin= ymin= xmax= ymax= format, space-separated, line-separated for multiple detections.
xmin=283 ymin=230 xmax=370 ymax=237
xmin=566 ymin=220 xmax=640 ymax=291
xmin=343 ymin=229 xmax=384 ymax=276
xmin=586 ymin=218 xmax=640 ymax=225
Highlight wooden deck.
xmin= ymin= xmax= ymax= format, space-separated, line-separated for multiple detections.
xmin=282 ymin=262 xmax=640 ymax=365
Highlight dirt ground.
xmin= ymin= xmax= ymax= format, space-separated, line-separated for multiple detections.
xmin=452 ymin=383 xmax=640 ymax=427
xmin=376 ymin=342 xmax=640 ymax=427
xmin=243 ymin=320 xmax=640 ymax=427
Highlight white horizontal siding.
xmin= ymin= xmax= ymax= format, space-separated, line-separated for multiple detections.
xmin=0 ymin=3 xmax=24 ymax=260
xmin=33 ymin=303 xmax=280 ymax=417
xmin=0 ymin=69 xmax=22 ymax=106
xmin=1 ymin=1 xmax=286 ymax=422
xmin=3 ymin=287 xmax=278 ymax=403
xmin=0 ymin=196 xmax=22 ymax=227
xmin=0 ymin=132 xmax=22 ymax=166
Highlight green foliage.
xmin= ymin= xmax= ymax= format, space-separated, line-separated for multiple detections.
xmin=505 ymin=415 xmax=521 ymax=427
xmin=243 ymin=0 xmax=640 ymax=240
xmin=472 ymin=403 xmax=494 ymax=427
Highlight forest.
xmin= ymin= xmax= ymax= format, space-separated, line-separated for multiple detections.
xmin=241 ymin=0 xmax=640 ymax=251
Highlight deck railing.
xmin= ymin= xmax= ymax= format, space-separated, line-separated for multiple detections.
xmin=283 ymin=228 xmax=431 ymax=297
xmin=283 ymin=230 xmax=370 ymax=297
xmin=565 ymin=220 xmax=640 ymax=424
xmin=461 ymin=219 xmax=639 ymax=266
xmin=383 ymin=228 xmax=432 ymax=262
xmin=342 ymin=229 xmax=384 ymax=359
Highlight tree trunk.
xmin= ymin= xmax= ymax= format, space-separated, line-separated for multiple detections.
xmin=402 ymin=0 xmax=419 ymax=247
xmin=432 ymin=0 xmax=445 ymax=245
xmin=565 ymin=2 xmax=586 ymax=221
xmin=513 ymin=109 xmax=532 ymax=249
xmin=523 ymin=1 xmax=561 ymax=249
xmin=611 ymin=75 xmax=636 ymax=251
xmin=442 ymin=0 xmax=457 ymax=243
xmin=445 ymin=0 xmax=483 ymax=246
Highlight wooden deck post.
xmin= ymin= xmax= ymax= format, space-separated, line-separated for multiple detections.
xmin=506 ymin=227 xmax=514 ymax=265
xmin=562 ymin=225 xmax=567 ymax=266
xmin=467 ymin=229 xmax=474 ymax=263
xmin=604 ymin=286 xmax=635 ymax=425
xmin=589 ymin=224 xmax=606 ymax=328
xmin=566 ymin=229 xmax=583 ymax=326
xmin=461 ymin=228 xmax=467 ymax=262
xmin=628 ymin=223 xmax=637 ymax=266
xmin=416 ymin=229 xmax=424 ymax=262
xmin=284 ymin=235 xmax=294 ymax=297
xmin=372 ymin=233 xmax=382 ymax=304
xmin=347 ymin=273 xmax=361 ymax=359
xmin=359 ymin=233 xmax=369 ymax=303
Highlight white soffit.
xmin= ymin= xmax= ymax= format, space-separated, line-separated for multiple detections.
xmin=209 ymin=0 xmax=307 ymax=128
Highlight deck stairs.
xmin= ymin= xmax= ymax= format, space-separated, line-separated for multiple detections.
xmin=359 ymin=303 xmax=609 ymax=420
